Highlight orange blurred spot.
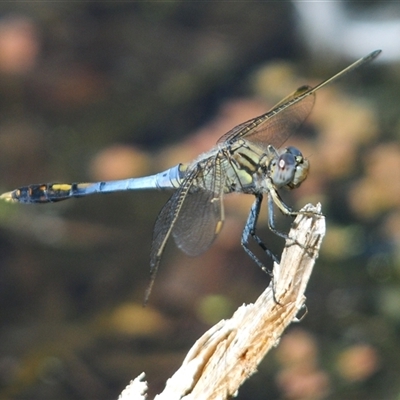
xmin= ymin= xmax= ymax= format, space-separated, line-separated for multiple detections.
xmin=251 ymin=61 xmax=299 ymax=101
xmin=275 ymin=329 xmax=331 ymax=399
xmin=277 ymin=367 xmax=330 ymax=400
xmin=336 ymin=344 xmax=380 ymax=382
xmin=0 ymin=16 xmax=39 ymax=74
xmin=89 ymin=144 xmax=151 ymax=181
xmin=312 ymin=92 xmax=378 ymax=180
xmin=349 ymin=143 xmax=400 ymax=218
xmin=106 ymin=302 xmax=170 ymax=336
xmin=276 ymin=328 xmax=318 ymax=367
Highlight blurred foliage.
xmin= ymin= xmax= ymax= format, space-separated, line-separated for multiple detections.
xmin=0 ymin=3 xmax=398 ymax=400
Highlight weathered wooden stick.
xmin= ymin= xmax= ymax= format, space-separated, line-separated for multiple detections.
xmin=119 ymin=203 xmax=325 ymax=400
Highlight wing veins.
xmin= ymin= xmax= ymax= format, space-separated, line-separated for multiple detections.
xmin=218 ymin=50 xmax=381 ymax=146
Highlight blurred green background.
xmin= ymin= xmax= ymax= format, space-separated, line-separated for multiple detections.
xmin=0 ymin=2 xmax=398 ymax=399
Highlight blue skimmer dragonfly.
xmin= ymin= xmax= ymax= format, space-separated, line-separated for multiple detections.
xmin=1 ymin=50 xmax=381 ymax=302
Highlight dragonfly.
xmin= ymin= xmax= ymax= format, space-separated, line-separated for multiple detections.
xmin=1 ymin=50 xmax=381 ymax=302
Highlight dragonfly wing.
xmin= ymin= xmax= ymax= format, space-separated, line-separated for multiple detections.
xmin=217 ymin=50 xmax=382 ymax=149
xmin=145 ymin=162 xmax=224 ymax=303
xmin=172 ymin=187 xmax=224 ymax=257
xmin=146 ymin=172 xmax=195 ymax=302
xmin=150 ymin=181 xmax=192 ymax=266
xmin=172 ymin=156 xmax=225 ymax=257
xmin=217 ymin=85 xmax=314 ymax=150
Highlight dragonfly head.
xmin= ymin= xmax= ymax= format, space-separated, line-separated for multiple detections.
xmin=269 ymin=146 xmax=309 ymax=189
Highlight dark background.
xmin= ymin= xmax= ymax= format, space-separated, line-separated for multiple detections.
xmin=0 ymin=3 xmax=398 ymax=399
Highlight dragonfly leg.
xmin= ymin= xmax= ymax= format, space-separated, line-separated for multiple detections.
xmin=267 ymin=194 xmax=293 ymax=240
xmin=241 ymin=194 xmax=282 ymax=303
xmin=241 ymin=194 xmax=279 ymax=275
xmin=267 ymin=192 xmax=316 ymax=258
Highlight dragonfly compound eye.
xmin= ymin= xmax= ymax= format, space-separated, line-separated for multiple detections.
xmin=270 ymin=147 xmax=309 ymax=189
xmin=286 ymin=147 xmax=309 ymax=189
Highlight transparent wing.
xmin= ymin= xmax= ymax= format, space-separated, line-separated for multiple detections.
xmin=149 ymin=157 xmax=223 ymax=268
xmin=145 ymin=161 xmax=224 ymax=302
xmin=146 ymin=171 xmax=196 ymax=302
xmin=150 ymin=178 xmax=192 ymax=269
xmin=217 ymin=50 xmax=381 ymax=149
xmin=217 ymin=85 xmax=314 ymax=150
xmin=172 ymin=155 xmax=225 ymax=256
xmin=172 ymin=187 xmax=224 ymax=257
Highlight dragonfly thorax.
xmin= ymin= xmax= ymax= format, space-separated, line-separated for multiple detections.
xmin=268 ymin=146 xmax=309 ymax=189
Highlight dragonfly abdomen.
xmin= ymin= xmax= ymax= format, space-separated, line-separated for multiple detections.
xmin=0 ymin=164 xmax=186 ymax=204
xmin=1 ymin=183 xmax=94 ymax=203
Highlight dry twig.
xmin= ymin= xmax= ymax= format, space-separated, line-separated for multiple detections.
xmin=119 ymin=203 xmax=325 ymax=400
